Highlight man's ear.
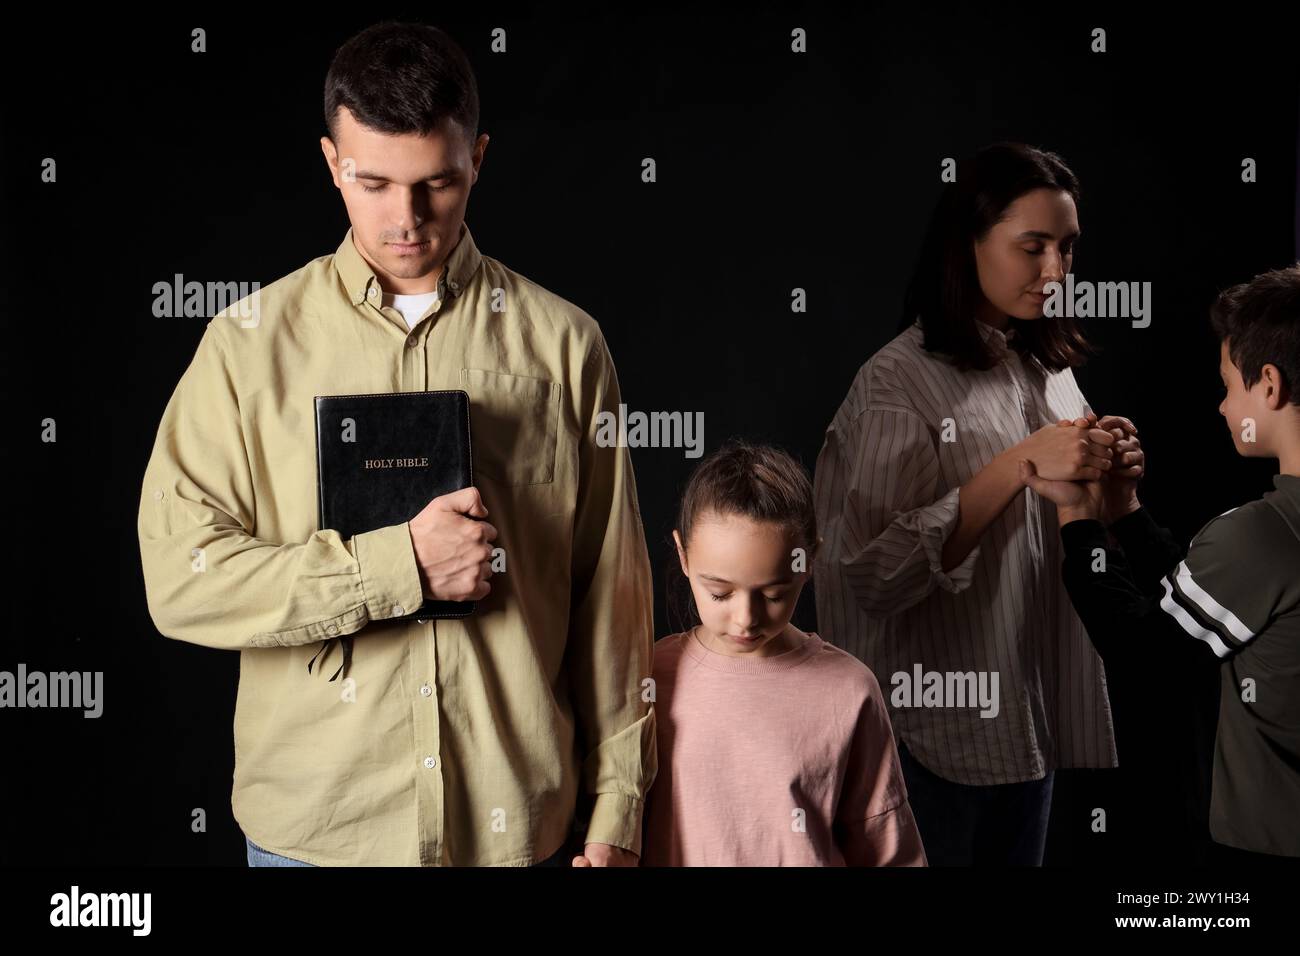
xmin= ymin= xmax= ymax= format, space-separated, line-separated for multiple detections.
xmin=470 ymin=132 xmax=490 ymax=185
xmin=1261 ymin=363 xmax=1290 ymax=410
xmin=320 ymin=137 xmax=341 ymax=188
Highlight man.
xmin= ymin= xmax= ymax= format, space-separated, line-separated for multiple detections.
xmin=1021 ymin=264 xmax=1300 ymax=861
xmin=138 ymin=21 xmax=656 ymax=867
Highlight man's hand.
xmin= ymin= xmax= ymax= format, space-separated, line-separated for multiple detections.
xmin=1018 ymin=459 xmax=1103 ymax=525
xmin=407 ymin=486 xmax=498 ymax=602
xmin=571 ymin=843 xmax=639 ymax=867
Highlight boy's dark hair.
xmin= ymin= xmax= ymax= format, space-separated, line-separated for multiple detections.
xmin=324 ymin=22 xmax=479 ymax=144
xmin=901 ymin=141 xmax=1091 ymax=373
xmin=1210 ymin=263 xmax=1300 ymax=404
xmin=665 ymin=440 xmax=819 ymax=633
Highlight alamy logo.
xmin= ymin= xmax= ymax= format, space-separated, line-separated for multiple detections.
xmin=49 ymin=886 xmax=151 ymax=936
xmin=1042 ymin=275 xmax=1151 ymax=328
xmin=152 ymin=274 xmax=262 ymax=327
xmin=595 ymin=403 xmax=704 ymax=459
xmin=1 ymin=664 xmax=103 ymax=718
xmin=890 ymin=664 xmax=1000 ymax=718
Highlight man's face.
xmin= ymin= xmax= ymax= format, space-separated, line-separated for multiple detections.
xmin=321 ymin=107 xmax=489 ymax=294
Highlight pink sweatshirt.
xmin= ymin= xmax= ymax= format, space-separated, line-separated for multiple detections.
xmin=642 ymin=628 xmax=928 ymax=867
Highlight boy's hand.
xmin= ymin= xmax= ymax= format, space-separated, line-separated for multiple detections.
xmin=1057 ymin=414 xmax=1143 ymax=523
xmin=1098 ymin=415 xmax=1143 ymax=522
xmin=571 ymin=843 xmax=639 ymax=867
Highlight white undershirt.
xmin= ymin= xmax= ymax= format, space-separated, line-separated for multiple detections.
xmin=382 ymin=290 xmax=440 ymax=331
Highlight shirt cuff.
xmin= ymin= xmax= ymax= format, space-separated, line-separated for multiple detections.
xmin=583 ymin=792 xmax=645 ymax=857
xmin=1060 ymin=517 xmax=1108 ymax=556
xmin=899 ymin=485 xmax=980 ymax=594
xmin=1107 ymin=505 xmax=1157 ymax=545
xmin=352 ymin=522 xmax=426 ymax=621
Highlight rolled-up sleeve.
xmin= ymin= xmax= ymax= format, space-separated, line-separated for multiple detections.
xmin=564 ymin=338 xmax=658 ymax=856
xmin=833 ymin=404 xmax=980 ymax=618
xmin=137 ymin=321 xmax=425 ymax=652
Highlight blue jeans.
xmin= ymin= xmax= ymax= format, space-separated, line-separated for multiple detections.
xmin=244 ymin=833 xmax=575 ymax=866
xmin=246 ymin=836 xmax=317 ymax=867
xmin=897 ymin=740 xmax=1054 ymax=866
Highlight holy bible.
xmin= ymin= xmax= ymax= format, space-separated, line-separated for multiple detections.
xmin=314 ymin=389 xmax=476 ymax=620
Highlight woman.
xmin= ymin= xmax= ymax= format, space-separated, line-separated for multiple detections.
xmin=813 ymin=142 xmax=1130 ymax=865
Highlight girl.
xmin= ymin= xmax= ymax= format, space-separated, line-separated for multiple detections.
xmin=813 ymin=142 xmax=1134 ymax=865
xmin=642 ymin=441 xmax=927 ymax=866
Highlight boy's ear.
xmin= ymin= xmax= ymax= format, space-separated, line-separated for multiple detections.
xmin=1260 ymin=363 xmax=1290 ymax=410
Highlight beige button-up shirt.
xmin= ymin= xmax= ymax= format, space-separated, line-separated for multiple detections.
xmin=138 ymin=222 xmax=657 ymax=865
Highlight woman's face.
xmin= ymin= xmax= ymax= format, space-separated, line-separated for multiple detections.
xmin=673 ymin=511 xmax=809 ymax=658
xmin=973 ymin=187 xmax=1080 ymax=322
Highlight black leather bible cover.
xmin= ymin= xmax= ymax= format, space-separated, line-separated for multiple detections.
xmin=314 ymin=389 xmax=475 ymax=619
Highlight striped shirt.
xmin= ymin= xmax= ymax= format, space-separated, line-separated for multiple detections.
xmin=812 ymin=322 xmax=1117 ymax=786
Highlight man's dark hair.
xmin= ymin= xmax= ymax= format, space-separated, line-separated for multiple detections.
xmin=901 ymin=142 xmax=1091 ymax=373
xmin=324 ymin=21 xmax=479 ymax=144
xmin=1210 ymin=263 xmax=1300 ymax=404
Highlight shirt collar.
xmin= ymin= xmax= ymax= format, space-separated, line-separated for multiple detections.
xmin=334 ymin=220 xmax=482 ymax=307
xmin=975 ymin=319 xmax=1016 ymax=345
xmin=975 ymin=319 xmax=1019 ymax=356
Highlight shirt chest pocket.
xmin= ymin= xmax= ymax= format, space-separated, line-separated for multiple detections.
xmin=460 ymin=367 xmax=562 ymax=486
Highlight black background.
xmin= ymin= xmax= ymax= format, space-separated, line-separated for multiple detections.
xmin=3 ymin=6 xmax=1297 ymax=868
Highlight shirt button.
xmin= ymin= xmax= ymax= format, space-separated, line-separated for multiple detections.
xmin=367 ymin=285 xmax=378 ymax=299
xmin=325 ymin=623 xmax=338 ymax=635
xmin=406 ymin=338 xmax=417 ymax=348
xmin=423 ymin=755 xmax=438 ymax=770
xmin=392 ymin=604 xmax=405 ymax=616
xmin=420 ymin=684 xmax=432 ymax=697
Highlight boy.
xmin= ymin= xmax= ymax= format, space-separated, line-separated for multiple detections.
xmin=1020 ymin=264 xmax=1300 ymax=860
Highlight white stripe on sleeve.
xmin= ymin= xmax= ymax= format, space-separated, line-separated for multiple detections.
xmin=1172 ymin=560 xmax=1255 ymax=644
xmin=1159 ymin=576 xmax=1234 ymax=658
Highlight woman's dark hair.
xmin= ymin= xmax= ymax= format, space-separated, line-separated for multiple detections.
xmin=664 ymin=440 xmax=819 ymax=634
xmin=1210 ymin=263 xmax=1300 ymax=403
xmin=324 ymin=22 xmax=479 ymax=144
xmin=901 ymin=142 xmax=1091 ymax=372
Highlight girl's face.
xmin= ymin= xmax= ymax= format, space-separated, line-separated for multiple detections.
xmin=673 ymin=511 xmax=811 ymax=658
xmin=973 ymin=187 xmax=1080 ymax=323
